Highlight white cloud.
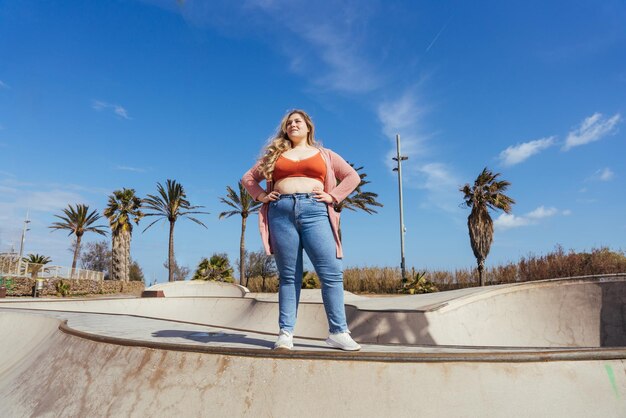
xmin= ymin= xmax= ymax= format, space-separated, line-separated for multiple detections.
xmin=113 ymin=105 xmax=130 ymax=119
xmin=377 ymin=90 xmax=462 ymax=212
xmin=92 ymin=100 xmax=106 ymax=110
xmin=498 ymin=136 xmax=556 ymax=166
xmin=115 ymin=165 xmax=146 ymax=173
xmin=563 ymin=112 xmax=621 ymax=151
xmin=252 ymin=1 xmax=381 ymax=93
xmin=0 ymin=80 xmax=9 ymax=89
xmin=493 ymin=213 xmax=530 ymax=230
xmin=152 ymin=0 xmax=382 ymax=94
xmin=92 ymin=100 xmax=131 ymax=120
xmin=416 ymin=163 xmax=461 ymax=213
xmin=593 ymin=167 xmax=614 ymax=181
xmin=378 ymin=90 xmax=424 ymax=138
xmin=0 ymin=177 xmax=107 ymax=263
xmin=0 ymin=188 xmax=86 ymax=214
xmin=418 ymin=163 xmax=459 ymax=195
xmin=0 ymin=177 xmax=102 ymax=218
xmin=526 ymin=206 xmax=558 ymax=219
xmin=377 ymin=89 xmax=429 ymax=170
xmin=584 ymin=167 xmax=615 ymax=183
xmin=494 ymin=205 xmax=562 ymax=231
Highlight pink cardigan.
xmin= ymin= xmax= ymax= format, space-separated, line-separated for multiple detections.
xmin=242 ymin=147 xmax=360 ymax=258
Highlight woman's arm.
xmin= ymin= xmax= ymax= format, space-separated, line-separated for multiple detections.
xmin=242 ymin=161 xmax=267 ymax=201
xmin=327 ymin=150 xmax=360 ymax=203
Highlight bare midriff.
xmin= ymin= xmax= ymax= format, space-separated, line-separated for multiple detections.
xmin=274 ymin=177 xmax=324 ymax=194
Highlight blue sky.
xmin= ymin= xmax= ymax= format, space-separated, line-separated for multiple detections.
xmin=1 ymin=0 xmax=624 ymax=283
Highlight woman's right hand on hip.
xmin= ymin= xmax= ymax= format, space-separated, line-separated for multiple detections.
xmin=259 ymin=191 xmax=281 ymax=203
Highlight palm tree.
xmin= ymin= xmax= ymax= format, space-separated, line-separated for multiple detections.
xmin=192 ymin=254 xmax=235 ymax=283
xmin=460 ymin=168 xmax=515 ymax=286
xmin=103 ymin=188 xmax=143 ymax=282
xmin=333 ymin=163 xmax=383 ymax=240
xmin=50 ymin=204 xmax=108 ymax=274
xmin=22 ymin=253 xmax=52 ymax=278
xmin=218 ymin=181 xmax=262 ymax=287
xmin=143 ymin=179 xmax=209 ymax=282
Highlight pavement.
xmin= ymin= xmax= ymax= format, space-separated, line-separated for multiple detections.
xmin=0 ymin=274 xmax=625 ymax=417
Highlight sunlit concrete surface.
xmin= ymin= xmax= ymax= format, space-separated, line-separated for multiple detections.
xmin=148 ymin=280 xmax=249 ymax=297
xmin=1 ymin=274 xmax=625 ymax=417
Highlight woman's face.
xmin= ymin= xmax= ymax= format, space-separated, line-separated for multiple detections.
xmin=285 ymin=113 xmax=310 ymax=142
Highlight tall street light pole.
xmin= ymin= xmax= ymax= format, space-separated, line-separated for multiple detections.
xmin=17 ymin=210 xmax=31 ymax=276
xmin=392 ymin=134 xmax=408 ymax=281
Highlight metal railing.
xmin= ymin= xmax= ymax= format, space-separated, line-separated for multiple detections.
xmin=0 ymin=258 xmax=104 ymax=281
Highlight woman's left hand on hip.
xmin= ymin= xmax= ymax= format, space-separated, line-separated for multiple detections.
xmin=313 ymin=188 xmax=334 ymax=203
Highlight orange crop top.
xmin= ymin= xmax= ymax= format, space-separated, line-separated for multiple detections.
xmin=273 ymin=151 xmax=326 ymax=183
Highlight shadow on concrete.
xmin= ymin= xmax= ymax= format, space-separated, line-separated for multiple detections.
xmin=151 ymin=330 xmax=274 ymax=349
xmin=346 ymin=306 xmax=436 ymax=345
xmin=601 ymin=281 xmax=626 ymax=347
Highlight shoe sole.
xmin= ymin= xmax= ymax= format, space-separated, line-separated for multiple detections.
xmin=273 ymin=344 xmax=293 ymax=351
xmin=274 ymin=343 xmax=293 ymax=350
xmin=325 ymin=338 xmax=361 ymax=351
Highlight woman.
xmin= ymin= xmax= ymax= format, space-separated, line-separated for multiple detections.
xmin=242 ymin=109 xmax=362 ymax=351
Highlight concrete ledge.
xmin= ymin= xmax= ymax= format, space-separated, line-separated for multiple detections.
xmin=146 ymin=281 xmax=248 ymax=297
xmin=58 ymin=319 xmax=626 ymax=363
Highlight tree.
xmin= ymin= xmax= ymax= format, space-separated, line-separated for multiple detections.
xmin=50 ymin=204 xmax=108 ymax=274
xmin=240 ymin=249 xmax=277 ymax=291
xmin=22 ymin=253 xmax=52 ymax=278
xmin=163 ymin=258 xmax=190 ymax=281
xmin=218 ymin=181 xmax=262 ymax=287
xmin=333 ymin=163 xmax=383 ymax=240
xmin=460 ymin=168 xmax=515 ymax=286
xmin=143 ymin=179 xmax=209 ymax=282
xmin=104 ymin=188 xmax=143 ymax=281
xmin=129 ymin=259 xmax=145 ymax=282
xmin=192 ymin=253 xmax=235 ymax=283
xmin=80 ymin=240 xmax=112 ymax=278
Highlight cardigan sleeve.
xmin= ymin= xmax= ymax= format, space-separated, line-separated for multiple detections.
xmin=327 ymin=150 xmax=361 ymax=203
xmin=242 ymin=161 xmax=267 ymax=201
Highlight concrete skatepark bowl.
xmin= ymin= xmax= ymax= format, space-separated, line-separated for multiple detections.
xmin=0 ymin=274 xmax=625 ymax=417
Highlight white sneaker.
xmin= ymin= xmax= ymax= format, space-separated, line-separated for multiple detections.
xmin=274 ymin=329 xmax=293 ymax=350
xmin=325 ymin=332 xmax=361 ymax=351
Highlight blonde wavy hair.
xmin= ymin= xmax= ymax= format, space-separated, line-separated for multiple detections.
xmin=257 ymin=109 xmax=319 ymax=180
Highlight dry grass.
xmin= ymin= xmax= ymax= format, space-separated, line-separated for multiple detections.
xmin=245 ymin=276 xmax=279 ymax=293
xmin=244 ymin=246 xmax=626 ymax=294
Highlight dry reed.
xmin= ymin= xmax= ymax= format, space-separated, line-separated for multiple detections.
xmin=244 ymin=246 xmax=626 ymax=294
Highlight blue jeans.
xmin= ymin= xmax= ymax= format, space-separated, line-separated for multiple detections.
xmin=268 ymin=193 xmax=348 ymax=334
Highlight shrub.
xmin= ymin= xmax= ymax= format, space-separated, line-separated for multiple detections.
xmin=301 ymin=271 xmax=319 ymax=289
xmin=55 ymin=280 xmax=71 ymax=297
xmin=398 ymin=269 xmax=438 ymax=294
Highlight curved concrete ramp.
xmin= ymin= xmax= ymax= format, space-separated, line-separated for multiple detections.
xmin=1 ymin=311 xmax=625 ymax=417
xmin=349 ymin=274 xmax=626 ymax=347
xmin=4 ymin=275 xmax=626 ymax=348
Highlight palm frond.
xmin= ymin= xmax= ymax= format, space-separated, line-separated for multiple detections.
xmin=335 ymin=163 xmax=383 ymax=215
xmin=142 ymin=217 xmax=164 ymax=232
xmin=218 ymin=210 xmax=240 ymax=219
xmin=186 ymin=216 xmax=208 ymax=228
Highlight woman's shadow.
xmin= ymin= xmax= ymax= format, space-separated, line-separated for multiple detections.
xmin=151 ymin=330 xmax=326 ymax=350
xmin=151 ymin=330 xmax=274 ymax=349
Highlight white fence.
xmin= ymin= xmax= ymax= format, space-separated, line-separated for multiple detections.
xmin=0 ymin=258 xmax=104 ymax=281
